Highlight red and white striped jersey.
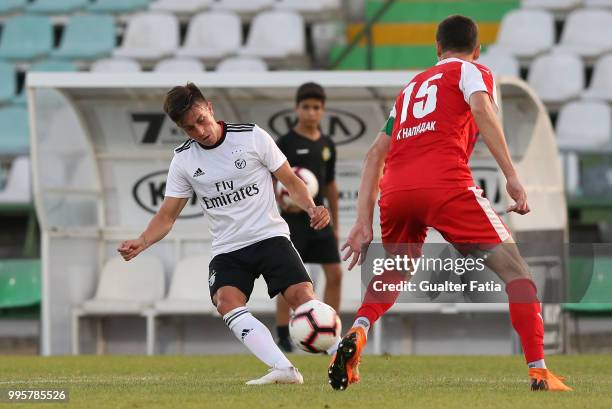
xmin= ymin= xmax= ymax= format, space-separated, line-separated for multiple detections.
xmin=380 ymin=57 xmax=497 ymax=194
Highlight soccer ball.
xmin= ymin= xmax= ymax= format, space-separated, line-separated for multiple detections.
xmin=276 ymin=167 xmax=319 ymax=207
xmin=289 ymin=300 xmax=341 ymax=353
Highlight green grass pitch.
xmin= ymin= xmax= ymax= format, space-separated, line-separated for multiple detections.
xmin=0 ymin=355 xmax=611 ymax=408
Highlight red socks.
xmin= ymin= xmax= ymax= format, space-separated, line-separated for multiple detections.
xmin=355 ymin=268 xmax=406 ymax=325
xmin=354 ymin=273 xmax=545 ymax=364
xmin=506 ymin=278 xmax=545 ymax=363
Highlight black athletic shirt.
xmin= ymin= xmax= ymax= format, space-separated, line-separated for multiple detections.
xmin=276 ymin=129 xmax=336 ymax=207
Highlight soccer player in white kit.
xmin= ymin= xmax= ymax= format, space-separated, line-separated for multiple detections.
xmin=118 ymin=83 xmax=331 ymax=385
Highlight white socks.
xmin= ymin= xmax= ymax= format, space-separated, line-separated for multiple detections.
xmin=528 ymin=359 xmax=547 ymax=369
xmin=224 ymin=306 xmax=292 ymax=369
xmin=326 ymin=316 xmax=372 ymax=355
xmin=353 ymin=317 xmax=371 ymax=337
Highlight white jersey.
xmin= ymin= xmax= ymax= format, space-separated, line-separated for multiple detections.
xmin=165 ymin=122 xmax=290 ymax=256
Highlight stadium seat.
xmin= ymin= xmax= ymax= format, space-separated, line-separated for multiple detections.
xmin=0 ymin=15 xmax=53 ymax=61
xmin=72 ymin=256 xmax=165 ymax=355
xmin=152 ymin=256 xmax=214 ymax=316
xmin=0 ymin=107 xmax=29 ymax=156
xmin=0 ymin=157 xmax=31 ymax=205
xmin=149 ymin=0 xmax=212 ymax=14
xmin=147 ymin=255 xmax=215 ymax=355
xmin=52 ymin=15 xmax=115 ymax=61
xmin=489 ymin=9 xmax=554 ymax=60
xmin=583 ymin=53 xmax=612 ymax=102
xmin=555 ymin=9 xmax=612 ymax=60
xmin=13 ymin=60 xmax=78 ymax=105
xmin=561 ymin=152 xmax=580 ymax=196
xmin=0 ymin=0 xmax=28 ymax=14
xmin=176 ymin=11 xmax=242 ymax=61
xmin=312 ymin=21 xmax=346 ymax=65
xmin=154 ymin=58 xmax=205 ymax=72
xmin=556 ymin=101 xmax=611 ymax=149
xmin=88 ymin=0 xmax=150 ymax=14
xmin=563 ymin=256 xmax=612 ymax=352
xmin=216 ymin=56 xmax=268 ymax=71
xmin=274 ymin=0 xmax=341 ymax=20
xmin=527 ymin=52 xmax=584 ymax=106
xmin=31 ymin=60 xmax=79 ymax=72
xmin=113 ymin=12 xmax=179 ymax=65
xmin=0 ymin=260 xmax=41 ymax=309
xmin=238 ymin=10 xmax=306 ymax=61
xmin=477 ymin=51 xmax=521 ymax=77
xmin=585 ymin=0 xmax=612 ymax=7
xmin=210 ymin=0 xmax=275 ymax=15
xmin=0 ymin=62 xmax=17 ymax=104
xmin=521 ymin=0 xmax=583 ymax=12
xmin=26 ymin=0 xmax=89 ymax=15
xmin=90 ymin=58 xmax=141 ymax=72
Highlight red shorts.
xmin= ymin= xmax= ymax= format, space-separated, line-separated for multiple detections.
xmin=379 ymin=186 xmax=511 ymax=253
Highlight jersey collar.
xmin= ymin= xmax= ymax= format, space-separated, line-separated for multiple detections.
xmin=436 ymin=57 xmax=467 ymax=66
xmin=197 ymin=121 xmax=226 ymax=150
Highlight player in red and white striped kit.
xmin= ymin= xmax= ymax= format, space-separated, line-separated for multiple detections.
xmin=328 ymin=15 xmax=572 ymax=392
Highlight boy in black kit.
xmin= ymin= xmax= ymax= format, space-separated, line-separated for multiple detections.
xmin=275 ymin=82 xmax=343 ymax=353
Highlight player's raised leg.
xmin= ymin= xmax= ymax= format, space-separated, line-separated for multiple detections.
xmin=327 ymin=262 xmax=412 ymax=390
xmin=214 ymin=286 xmax=303 ymax=385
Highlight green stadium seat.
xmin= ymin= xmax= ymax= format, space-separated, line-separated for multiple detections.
xmin=563 ymin=256 xmax=612 ymax=313
xmin=0 ymin=260 xmax=41 ymax=309
xmin=563 ymin=256 xmax=612 ymax=351
xmin=88 ymin=0 xmax=151 ymax=14
xmin=26 ymin=0 xmax=89 ymax=15
xmin=52 ymin=15 xmax=116 ymax=60
xmin=0 ymin=62 xmax=17 ymax=104
xmin=0 ymin=0 xmax=28 ymax=14
xmin=30 ymin=60 xmax=79 ymax=72
xmin=0 ymin=15 xmax=53 ymax=61
xmin=13 ymin=60 xmax=78 ymax=106
xmin=0 ymin=107 xmax=29 ymax=156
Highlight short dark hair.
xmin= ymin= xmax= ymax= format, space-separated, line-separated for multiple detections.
xmin=163 ymin=82 xmax=207 ymax=124
xmin=436 ymin=15 xmax=479 ymax=54
xmin=295 ymin=82 xmax=326 ymax=105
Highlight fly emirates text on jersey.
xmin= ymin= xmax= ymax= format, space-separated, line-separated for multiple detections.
xmin=202 ymin=179 xmax=261 ymax=210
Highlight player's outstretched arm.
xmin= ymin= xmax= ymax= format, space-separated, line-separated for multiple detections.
xmin=342 ymin=132 xmax=390 ymax=270
xmin=470 ymin=92 xmax=530 ymax=215
xmin=117 ymin=196 xmax=189 ymax=261
xmin=273 ymin=161 xmax=330 ymax=230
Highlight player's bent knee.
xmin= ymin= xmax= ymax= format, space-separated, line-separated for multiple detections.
xmin=216 ymin=298 xmax=247 ymax=316
xmin=283 ymin=282 xmax=315 ymax=309
xmin=214 ymin=286 xmax=248 ymax=315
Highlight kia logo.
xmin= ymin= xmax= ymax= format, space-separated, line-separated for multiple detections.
xmin=132 ymin=170 xmax=202 ymax=218
xmin=268 ymin=108 xmax=366 ymax=145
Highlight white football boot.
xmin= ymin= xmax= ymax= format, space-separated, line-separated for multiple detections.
xmin=246 ymin=365 xmax=304 ymax=385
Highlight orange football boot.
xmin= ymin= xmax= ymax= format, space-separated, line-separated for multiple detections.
xmin=529 ymin=368 xmax=573 ymax=391
xmin=328 ymin=327 xmax=367 ymax=390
